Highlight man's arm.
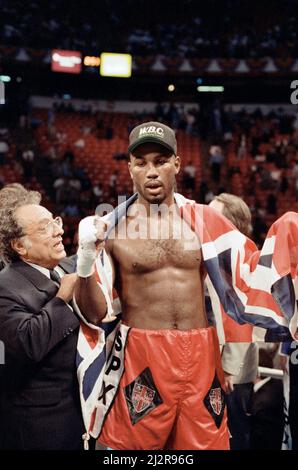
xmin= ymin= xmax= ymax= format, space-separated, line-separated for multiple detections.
xmin=74 ymin=216 xmax=115 ymax=326
xmin=75 ymin=261 xmax=114 ymax=325
xmin=0 ymin=275 xmax=79 ymax=363
xmin=221 ymin=342 xmax=251 ymax=393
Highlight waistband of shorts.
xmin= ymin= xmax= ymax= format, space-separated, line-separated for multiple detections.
xmin=122 ymin=321 xmax=215 ymax=337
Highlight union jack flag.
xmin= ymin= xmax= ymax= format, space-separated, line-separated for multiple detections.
xmin=75 ymin=193 xmax=298 ymax=444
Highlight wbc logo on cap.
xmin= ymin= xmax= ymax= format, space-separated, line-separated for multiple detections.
xmin=139 ymin=126 xmax=164 ymax=138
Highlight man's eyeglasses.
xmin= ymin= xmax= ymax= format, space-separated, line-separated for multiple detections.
xmin=38 ymin=216 xmax=63 ymax=236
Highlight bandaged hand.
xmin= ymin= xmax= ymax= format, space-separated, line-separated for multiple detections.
xmin=77 ymin=216 xmax=108 ymax=277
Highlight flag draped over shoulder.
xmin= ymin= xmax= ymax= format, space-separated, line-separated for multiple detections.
xmin=75 ymin=192 xmax=298 ymax=443
xmin=180 ymin=201 xmax=298 ymax=343
xmin=75 ymin=252 xmax=127 ymax=446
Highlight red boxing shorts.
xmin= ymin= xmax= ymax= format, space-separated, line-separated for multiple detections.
xmin=99 ymin=325 xmax=229 ymax=450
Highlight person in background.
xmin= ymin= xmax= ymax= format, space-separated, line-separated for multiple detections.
xmin=209 ymin=193 xmax=259 ymax=450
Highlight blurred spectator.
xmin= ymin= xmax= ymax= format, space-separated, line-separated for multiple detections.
xmin=209 ymin=145 xmax=224 ymax=183
xmin=183 ymin=161 xmax=196 ymax=190
xmin=266 ymin=193 xmax=277 ymax=215
xmin=106 ymin=126 xmax=114 ymax=140
xmin=237 ymin=134 xmax=247 ymax=160
xmin=53 ymin=177 xmax=63 ymax=201
xmin=0 ymin=140 xmax=9 ymax=165
xmin=210 ymin=193 xmax=258 ymax=450
xmin=74 ymin=137 xmax=85 ymax=149
xmin=113 ymin=151 xmax=127 ymax=161
xmin=185 ymin=111 xmax=196 ymax=135
xmin=21 ymin=148 xmax=35 ymax=179
xmin=62 ymin=202 xmax=80 ymax=217
xmin=205 ymin=188 xmax=215 ymax=204
xmin=109 ymin=171 xmax=118 ymax=198
xmin=63 ymin=148 xmax=75 ymax=165
xmin=198 ymin=180 xmax=208 ymax=203
xmin=93 ymin=182 xmax=103 ymax=200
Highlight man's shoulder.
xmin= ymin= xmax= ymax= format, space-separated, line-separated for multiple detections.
xmin=0 ymin=262 xmax=17 ymax=277
xmin=0 ymin=262 xmax=27 ymax=291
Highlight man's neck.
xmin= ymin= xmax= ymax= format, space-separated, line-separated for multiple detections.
xmin=21 ymin=258 xmax=58 ymax=271
xmin=23 ymin=260 xmax=51 ymax=278
xmin=136 ymin=193 xmax=176 ymax=216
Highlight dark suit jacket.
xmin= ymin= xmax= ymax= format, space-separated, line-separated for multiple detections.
xmin=0 ymin=259 xmax=85 ymax=450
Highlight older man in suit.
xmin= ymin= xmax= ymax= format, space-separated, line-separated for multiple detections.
xmin=0 ymin=183 xmax=84 ymax=450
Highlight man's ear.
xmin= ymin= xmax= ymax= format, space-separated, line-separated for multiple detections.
xmin=11 ymin=238 xmax=27 ymax=257
xmin=128 ymin=160 xmax=133 ymax=180
xmin=174 ymin=155 xmax=181 ymax=175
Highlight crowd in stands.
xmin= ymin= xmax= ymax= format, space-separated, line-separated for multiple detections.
xmin=1 ymin=97 xmax=297 ymax=253
xmin=220 ymin=107 xmax=298 ymax=245
xmin=1 ymin=0 xmax=297 ymax=58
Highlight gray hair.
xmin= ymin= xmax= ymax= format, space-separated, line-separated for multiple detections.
xmin=0 ymin=184 xmax=41 ymax=263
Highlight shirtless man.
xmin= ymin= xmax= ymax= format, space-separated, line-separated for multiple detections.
xmin=75 ymin=122 xmax=229 ymax=450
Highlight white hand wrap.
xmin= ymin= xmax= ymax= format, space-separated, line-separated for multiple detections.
xmin=77 ymin=216 xmax=99 ymax=277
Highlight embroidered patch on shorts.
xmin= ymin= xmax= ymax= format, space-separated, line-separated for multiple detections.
xmin=203 ymin=373 xmax=226 ymax=428
xmin=124 ymin=367 xmax=163 ymax=425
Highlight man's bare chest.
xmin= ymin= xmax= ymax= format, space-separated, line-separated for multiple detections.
xmin=112 ymin=236 xmax=202 ymax=274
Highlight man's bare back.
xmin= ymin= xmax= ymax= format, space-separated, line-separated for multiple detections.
xmin=106 ymin=203 xmax=208 ymax=330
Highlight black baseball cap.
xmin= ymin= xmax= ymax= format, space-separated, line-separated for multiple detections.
xmin=128 ymin=121 xmax=177 ymax=155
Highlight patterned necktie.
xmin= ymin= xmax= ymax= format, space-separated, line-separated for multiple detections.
xmin=49 ymin=269 xmax=61 ymax=286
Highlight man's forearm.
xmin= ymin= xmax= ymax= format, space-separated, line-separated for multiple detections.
xmin=75 ymin=274 xmax=108 ymax=325
xmin=75 ymin=215 xmax=112 ymax=324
